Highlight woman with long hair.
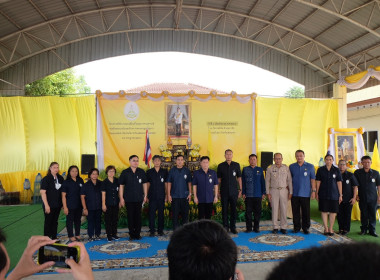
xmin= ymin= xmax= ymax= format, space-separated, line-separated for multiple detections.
xmin=81 ymin=168 xmax=102 ymax=241
xmin=40 ymin=162 xmax=64 ymax=240
xmin=62 ymin=165 xmax=85 ymax=242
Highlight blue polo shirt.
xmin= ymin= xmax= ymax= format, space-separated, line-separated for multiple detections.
xmin=289 ymin=162 xmax=316 ymax=197
xmin=192 ymin=169 xmax=218 ymax=203
xmin=167 ymin=167 xmax=192 ymax=199
xmin=242 ymin=166 xmax=266 ymax=198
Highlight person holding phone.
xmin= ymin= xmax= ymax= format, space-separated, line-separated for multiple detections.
xmin=81 ymin=168 xmax=102 ymax=241
xmin=62 ymin=165 xmax=85 ymax=243
xmin=101 ymin=165 xmax=120 ymax=242
xmin=167 ymin=155 xmax=192 ymax=230
xmin=40 ymin=162 xmax=64 ymax=240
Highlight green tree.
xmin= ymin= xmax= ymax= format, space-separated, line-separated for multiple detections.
xmin=285 ymin=86 xmax=305 ymax=98
xmin=25 ymin=68 xmax=91 ymax=96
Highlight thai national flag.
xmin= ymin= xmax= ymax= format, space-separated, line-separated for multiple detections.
xmin=143 ymin=130 xmax=152 ymax=167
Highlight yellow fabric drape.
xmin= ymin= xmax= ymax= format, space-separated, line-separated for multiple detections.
xmin=344 ymin=66 xmax=380 ymax=84
xmin=256 ymin=97 xmax=339 ymax=165
xmin=0 ymin=96 xmax=96 ymax=198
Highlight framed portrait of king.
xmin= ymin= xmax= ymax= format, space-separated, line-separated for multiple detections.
xmin=335 ymin=133 xmax=357 ymax=163
xmin=166 ymin=103 xmax=191 ymax=139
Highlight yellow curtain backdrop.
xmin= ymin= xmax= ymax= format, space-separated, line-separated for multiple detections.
xmin=256 ymin=97 xmax=339 ymax=165
xmin=0 ymin=95 xmax=96 ymax=201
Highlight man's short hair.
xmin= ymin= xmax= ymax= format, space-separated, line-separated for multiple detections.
xmin=361 ymin=155 xmax=372 ymax=161
xmin=249 ymin=154 xmax=257 ymax=159
xmin=266 ymin=243 xmax=380 ymax=280
xmin=167 ymin=220 xmax=237 ymax=280
xmin=324 ymin=154 xmax=334 ymax=160
xmin=176 ymin=155 xmax=184 ymax=160
xmin=338 ymin=159 xmax=346 ymax=165
xmin=129 ymin=155 xmax=138 ymax=161
xmin=225 ymin=149 xmax=233 ymax=154
xmin=0 ymin=228 xmax=7 ymax=273
xmin=274 ymin=153 xmax=283 ymax=158
xmin=295 ymin=150 xmax=305 ymax=156
xmin=152 ymin=155 xmax=161 ymax=161
xmin=200 ymin=156 xmax=210 ymax=162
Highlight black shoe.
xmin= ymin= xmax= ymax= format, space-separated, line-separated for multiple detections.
xmin=136 ymin=236 xmax=142 ymax=240
xmin=107 ymin=237 xmax=113 ymax=242
xmin=293 ymin=229 xmax=300 ymax=233
xmin=253 ymin=229 xmax=260 ymax=233
xmin=129 ymin=237 xmax=134 ymax=241
xmin=359 ymin=231 xmax=367 ymax=235
xmin=280 ymin=229 xmax=287 ymax=234
xmin=95 ymin=235 xmax=101 ymax=241
xmin=341 ymin=231 xmax=347 ymax=236
xmin=231 ymin=229 xmax=238 ymax=234
xmin=303 ymin=229 xmax=309 ymax=235
xmin=112 ymin=235 xmax=120 ymax=240
xmin=272 ymin=229 xmax=278 ymax=234
xmin=158 ymin=232 xmax=164 ymax=236
xmin=369 ymin=232 xmax=378 ymax=237
xmin=245 ymin=229 xmax=252 ymax=233
xmin=149 ymin=232 xmax=155 ymax=237
xmin=328 ymin=232 xmax=334 ymax=236
xmin=88 ymin=237 xmax=94 ymax=242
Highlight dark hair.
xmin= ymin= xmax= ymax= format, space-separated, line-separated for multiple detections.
xmin=324 ymin=154 xmax=334 ymax=160
xmin=338 ymin=159 xmax=346 ymax=165
xmin=249 ymin=154 xmax=257 ymax=159
xmin=225 ymin=149 xmax=233 ymax=154
xmin=266 ymin=242 xmax=380 ymax=280
xmin=88 ymin=168 xmax=99 ymax=178
xmin=200 ymin=156 xmax=210 ymax=162
xmin=274 ymin=153 xmax=283 ymax=158
xmin=66 ymin=165 xmax=80 ymax=180
xmin=0 ymin=228 xmax=7 ymax=273
xmin=105 ymin=165 xmax=116 ymax=175
xmin=152 ymin=155 xmax=162 ymax=161
xmin=129 ymin=155 xmax=139 ymax=161
xmin=295 ymin=150 xmax=305 ymax=156
xmin=167 ymin=220 xmax=237 ymax=280
xmin=47 ymin=162 xmax=59 ymax=176
xmin=361 ymin=155 xmax=372 ymax=161
xmin=176 ymin=155 xmax=184 ymax=160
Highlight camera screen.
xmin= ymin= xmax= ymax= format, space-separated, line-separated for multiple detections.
xmin=42 ymin=245 xmax=77 ymax=268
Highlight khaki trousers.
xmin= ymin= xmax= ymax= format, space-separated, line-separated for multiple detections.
xmin=270 ymin=188 xmax=289 ymax=229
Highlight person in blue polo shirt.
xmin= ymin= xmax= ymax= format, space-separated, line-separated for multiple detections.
xmin=242 ymin=154 xmax=266 ymax=233
xmin=167 ymin=155 xmax=192 ymax=230
xmin=289 ymin=150 xmax=316 ymax=234
xmin=193 ymin=156 xmax=218 ymax=220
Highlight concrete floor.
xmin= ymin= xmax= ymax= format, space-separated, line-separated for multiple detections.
xmin=25 ymin=261 xmax=278 ymax=280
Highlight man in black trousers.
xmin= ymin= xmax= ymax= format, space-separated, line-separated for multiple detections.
xmin=354 ymin=155 xmax=380 ymax=237
xmin=217 ymin=149 xmax=242 ymax=234
xmin=147 ymin=155 xmax=168 ymax=236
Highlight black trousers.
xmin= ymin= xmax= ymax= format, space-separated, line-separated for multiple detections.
xmin=44 ymin=207 xmax=61 ymax=239
xmin=291 ymin=196 xmax=311 ymax=231
xmin=245 ymin=197 xmax=262 ymax=231
xmin=198 ymin=203 xmax=213 ymax=220
xmin=172 ymin=198 xmax=189 ymax=230
xmin=175 ymin=124 xmax=181 ymax=136
xmin=359 ymin=200 xmax=377 ymax=233
xmin=87 ymin=209 xmax=102 ymax=238
xmin=66 ymin=208 xmax=82 ymax=238
xmin=337 ymin=202 xmax=353 ymax=232
xmin=221 ymin=194 xmax=237 ymax=230
xmin=149 ymin=199 xmax=165 ymax=233
xmin=126 ymin=202 xmax=142 ymax=238
xmin=105 ymin=205 xmax=119 ymax=238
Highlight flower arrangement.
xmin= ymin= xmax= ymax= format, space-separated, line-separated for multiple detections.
xmin=189 ymin=150 xmax=199 ymax=157
xmin=162 ymin=150 xmax=172 ymax=158
xmin=159 ymin=144 xmax=166 ymax=152
xmin=192 ymin=144 xmax=201 ymax=151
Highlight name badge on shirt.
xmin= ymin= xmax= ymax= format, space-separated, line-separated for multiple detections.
xmin=139 ymin=179 xmax=142 ymax=183
xmin=304 ymin=172 xmax=308 ymax=177
xmin=184 ymin=174 xmax=187 ymax=179
xmin=116 ymin=187 xmax=119 ymax=191
xmin=372 ymin=178 xmax=376 ymax=183
xmin=209 ymin=178 xmax=212 ymax=183
xmin=55 ymin=183 xmax=61 ymax=190
xmin=333 ymin=174 xmax=336 ymax=178
xmin=79 ymin=183 xmax=82 ymax=187
xmin=346 ymin=180 xmax=350 ymax=184
xmin=233 ymin=171 xmax=236 ymax=177
xmin=161 ymin=178 xmax=164 ymax=182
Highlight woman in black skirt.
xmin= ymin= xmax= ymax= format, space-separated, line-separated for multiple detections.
xmin=40 ymin=162 xmax=64 ymax=240
xmin=81 ymin=168 xmax=102 ymax=241
xmin=316 ymin=154 xmax=343 ymax=236
xmin=101 ymin=165 xmax=120 ymax=242
xmin=62 ymin=165 xmax=84 ymax=242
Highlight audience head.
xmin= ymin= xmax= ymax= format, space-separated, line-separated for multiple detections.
xmin=266 ymin=242 xmax=380 ymax=280
xmin=167 ymin=220 xmax=238 ymax=280
xmin=0 ymin=228 xmax=10 ymax=279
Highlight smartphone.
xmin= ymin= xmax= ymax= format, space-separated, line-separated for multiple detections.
xmin=38 ymin=243 xmax=80 ymax=268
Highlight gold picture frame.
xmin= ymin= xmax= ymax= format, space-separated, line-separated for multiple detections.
xmin=165 ymin=103 xmax=191 ymax=139
xmin=334 ymin=133 xmax=357 ymax=164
